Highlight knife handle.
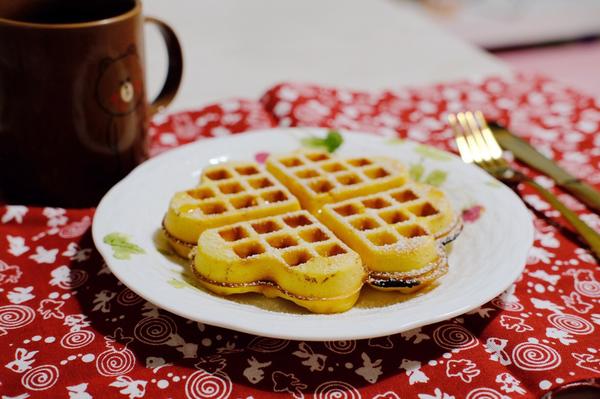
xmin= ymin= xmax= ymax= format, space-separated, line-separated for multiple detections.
xmin=490 ymin=122 xmax=600 ymax=215
xmin=561 ymin=179 xmax=600 ymax=214
xmin=524 ymin=178 xmax=600 ymax=259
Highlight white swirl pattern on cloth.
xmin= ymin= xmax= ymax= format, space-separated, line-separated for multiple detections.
xmin=185 ymin=369 xmax=232 ymax=399
xmin=0 ymin=305 xmax=36 ymax=335
xmin=21 ymin=365 xmax=59 ymax=391
xmin=116 ymin=288 xmax=144 ymax=306
xmin=547 ymin=313 xmax=594 ymax=335
xmin=314 ymin=381 xmax=362 ymax=399
xmin=324 ymin=341 xmax=357 ymax=354
xmin=60 ymin=330 xmax=95 ymax=349
xmin=432 ymin=324 xmax=478 ymax=351
xmin=95 ymin=348 xmax=136 ymax=377
xmin=133 ymin=316 xmax=177 ymax=345
xmin=511 ymin=341 xmax=561 ymax=371
xmin=247 ymin=337 xmax=290 ymax=353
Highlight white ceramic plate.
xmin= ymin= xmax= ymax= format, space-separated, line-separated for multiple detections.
xmin=93 ymin=128 xmax=533 ymax=341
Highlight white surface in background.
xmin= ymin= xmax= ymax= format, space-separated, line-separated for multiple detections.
xmin=142 ymin=0 xmax=509 ymax=111
xmin=414 ymin=0 xmax=600 ymax=49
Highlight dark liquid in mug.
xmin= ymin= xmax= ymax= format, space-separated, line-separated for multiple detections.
xmin=2 ymin=0 xmax=135 ymax=24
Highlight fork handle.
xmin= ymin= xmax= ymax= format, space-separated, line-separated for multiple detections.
xmin=523 ymin=178 xmax=600 ymax=259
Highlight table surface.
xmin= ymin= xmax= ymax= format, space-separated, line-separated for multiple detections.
xmin=143 ymin=0 xmax=510 ymax=111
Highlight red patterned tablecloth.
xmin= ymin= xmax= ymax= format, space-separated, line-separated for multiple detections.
xmin=1 ymin=74 xmax=599 ymax=398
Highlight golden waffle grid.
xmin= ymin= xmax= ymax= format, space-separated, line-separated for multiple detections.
xmin=162 ymin=162 xmax=301 ymax=257
xmin=185 ymin=162 xmax=297 ymax=215
xmin=324 ymin=185 xmax=447 ymax=248
xmin=172 ymin=163 xmax=298 ymax=224
xmin=212 ymin=210 xmax=353 ymax=267
xmin=267 ymin=150 xmax=406 ymax=209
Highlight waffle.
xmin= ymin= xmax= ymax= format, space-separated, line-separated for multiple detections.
xmin=318 ymin=182 xmax=460 ymax=292
xmin=192 ymin=210 xmax=366 ymax=313
xmin=379 ymin=181 xmax=462 ymax=244
xmin=266 ymin=150 xmax=408 ymax=212
xmin=163 ymin=162 xmax=300 ymax=257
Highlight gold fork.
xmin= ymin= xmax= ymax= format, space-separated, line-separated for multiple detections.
xmin=449 ymin=110 xmax=600 ymax=259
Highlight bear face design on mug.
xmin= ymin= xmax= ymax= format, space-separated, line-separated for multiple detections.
xmin=94 ymin=45 xmax=145 ymax=174
xmin=96 ymin=45 xmax=143 ymax=116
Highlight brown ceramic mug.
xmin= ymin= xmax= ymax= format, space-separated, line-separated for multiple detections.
xmin=0 ymin=0 xmax=183 ymax=207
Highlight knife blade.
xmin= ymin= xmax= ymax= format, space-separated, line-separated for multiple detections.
xmin=489 ymin=122 xmax=600 ymax=213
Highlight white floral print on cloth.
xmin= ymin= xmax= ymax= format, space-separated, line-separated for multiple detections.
xmin=0 ymin=74 xmax=599 ymax=398
xmin=147 ymin=99 xmax=276 ymax=157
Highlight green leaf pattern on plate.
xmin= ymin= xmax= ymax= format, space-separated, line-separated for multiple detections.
xmin=424 ymin=170 xmax=448 ymax=186
xmin=409 ymin=162 xmax=448 ymax=187
xmin=409 ymin=163 xmax=425 ymax=181
xmin=414 ymin=144 xmax=453 ymax=161
xmin=168 ymin=274 xmax=205 ymax=291
xmin=301 ymin=130 xmax=344 ymax=153
xmin=168 ymin=278 xmax=189 ymax=289
xmin=408 ymin=144 xmax=451 ymax=187
xmin=103 ymin=232 xmax=145 ymax=260
xmin=386 ymin=138 xmax=405 ymax=145
xmin=485 ymin=180 xmax=503 ymax=188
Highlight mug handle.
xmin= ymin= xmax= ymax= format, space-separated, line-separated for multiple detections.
xmin=144 ymin=16 xmax=183 ymax=116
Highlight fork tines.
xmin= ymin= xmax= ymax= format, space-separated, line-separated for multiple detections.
xmin=448 ymin=111 xmax=502 ymax=164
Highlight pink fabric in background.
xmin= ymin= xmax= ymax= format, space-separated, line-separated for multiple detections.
xmin=495 ymin=40 xmax=600 ymax=97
